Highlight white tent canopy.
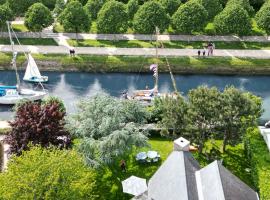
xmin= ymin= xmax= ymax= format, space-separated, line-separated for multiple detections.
xmin=122 ymin=176 xmax=147 ymax=197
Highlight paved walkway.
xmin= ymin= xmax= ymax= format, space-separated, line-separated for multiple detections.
xmin=1 ymin=44 xmax=270 ymax=58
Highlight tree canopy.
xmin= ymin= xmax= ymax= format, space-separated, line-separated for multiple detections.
xmin=84 ymin=0 xmax=106 ymax=20
xmin=0 ymin=146 xmax=98 ymax=200
xmin=24 ymin=3 xmax=53 ymax=32
xmin=66 ymin=94 xmax=148 ymax=167
xmin=96 ymin=0 xmax=128 ymax=34
xmin=198 ymin=0 xmax=222 ymax=20
xmin=53 ymin=0 xmax=65 ymax=17
xmin=226 ymin=0 xmax=254 ymax=16
xmin=6 ymin=98 xmax=71 ymax=155
xmin=159 ymin=0 xmax=182 ymax=16
xmin=126 ymin=0 xmax=139 ymax=20
xmin=172 ymin=0 xmax=208 ymax=34
xmin=7 ymin=0 xmax=38 ymax=16
xmin=0 ymin=4 xmax=13 ymax=29
xmin=255 ymin=1 xmax=270 ymax=34
xmin=59 ymin=0 xmax=91 ymax=34
xmin=214 ymin=3 xmax=251 ymax=36
xmin=133 ymin=1 xmax=169 ymax=34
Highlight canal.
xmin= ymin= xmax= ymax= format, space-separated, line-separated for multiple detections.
xmin=0 ymin=70 xmax=270 ymax=122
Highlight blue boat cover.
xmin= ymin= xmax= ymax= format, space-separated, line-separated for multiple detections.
xmin=0 ymin=86 xmax=17 ymax=97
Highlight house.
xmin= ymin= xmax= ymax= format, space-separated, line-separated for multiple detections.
xmin=134 ymin=137 xmax=259 ymax=200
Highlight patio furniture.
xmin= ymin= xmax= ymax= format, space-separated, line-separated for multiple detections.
xmin=122 ymin=176 xmax=148 ymax=197
xmin=147 ymin=151 xmax=158 ymax=159
xmin=136 ymin=152 xmax=147 ymax=161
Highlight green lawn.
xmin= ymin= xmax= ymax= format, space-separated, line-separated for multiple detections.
xmin=68 ymin=39 xmax=270 ymax=50
xmin=11 ymin=24 xmax=29 ymax=32
xmin=0 ymin=38 xmax=58 ymax=46
xmin=94 ymin=137 xmax=253 ymax=200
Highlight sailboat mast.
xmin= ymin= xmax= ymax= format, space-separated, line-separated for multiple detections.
xmin=155 ymin=27 xmax=159 ymax=91
xmin=7 ymin=21 xmax=20 ymax=91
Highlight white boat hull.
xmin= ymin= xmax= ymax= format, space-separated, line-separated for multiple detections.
xmin=23 ymin=76 xmax=49 ymax=83
xmin=0 ymin=89 xmax=47 ymax=105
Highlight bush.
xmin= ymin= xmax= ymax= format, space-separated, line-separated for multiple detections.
xmin=255 ymin=1 xmax=270 ymax=34
xmin=214 ymin=4 xmax=251 ymax=36
xmin=133 ymin=1 xmax=169 ymax=34
xmin=245 ymin=128 xmax=270 ymax=199
xmin=172 ymin=0 xmax=208 ymax=34
xmin=226 ymin=0 xmax=254 ymax=16
xmin=96 ymin=0 xmax=128 ymax=34
xmin=0 ymin=146 xmax=98 ymax=199
xmin=159 ymin=0 xmax=182 ymax=16
xmin=204 ymin=23 xmax=216 ymax=35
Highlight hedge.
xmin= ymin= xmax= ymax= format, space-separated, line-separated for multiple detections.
xmin=245 ymin=127 xmax=270 ymax=200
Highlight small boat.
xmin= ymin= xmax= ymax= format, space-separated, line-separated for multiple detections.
xmin=23 ymin=54 xmax=48 ymax=83
xmin=0 ymin=22 xmax=47 ymax=105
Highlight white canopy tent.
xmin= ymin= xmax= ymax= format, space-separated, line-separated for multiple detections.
xmin=122 ymin=176 xmax=147 ymax=197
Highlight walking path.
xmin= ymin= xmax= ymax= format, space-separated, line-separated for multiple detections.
xmin=1 ymin=44 xmax=270 ymax=58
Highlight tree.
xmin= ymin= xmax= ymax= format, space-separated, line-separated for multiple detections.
xmin=53 ymin=0 xmax=65 ymax=17
xmin=0 ymin=4 xmax=13 ymax=30
xmin=41 ymin=0 xmax=56 ymax=10
xmin=198 ymin=0 xmax=222 ymax=20
xmin=188 ymin=86 xmax=221 ymax=153
xmin=133 ymin=1 xmax=169 ymax=34
xmin=255 ymin=1 xmax=270 ymax=34
xmin=172 ymin=0 xmax=208 ymax=34
xmin=59 ymin=0 xmax=90 ymax=38
xmin=214 ymin=4 xmax=251 ymax=36
xmin=159 ymin=0 xmax=181 ymax=16
xmin=7 ymin=0 xmax=39 ymax=16
xmin=96 ymin=0 xmax=128 ymax=34
xmin=0 ymin=0 xmax=7 ymax=5
xmin=154 ymin=94 xmax=191 ymax=139
xmin=84 ymin=0 xmax=106 ymax=20
xmin=66 ymin=94 xmax=148 ymax=167
xmin=126 ymin=0 xmax=139 ymax=20
xmin=219 ymin=86 xmax=262 ymax=152
xmin=68 ymin=0 xmax=88 ymax=5
xmin=24 ymin=3 xmax=53 ymax=32
xmin=0 ymin=146 xmax=98 ymax=200
xmin=6 ymin=98 xmax=71 ymax=155
xmin=226 ymin=0 xmax=254 ymax=16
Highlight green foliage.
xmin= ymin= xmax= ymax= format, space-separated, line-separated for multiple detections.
xmin=0 ymin=146 xmax=98 ymax=200
xmin=245 ymin=128 xmax=270 ymax=200
xmin=126 ymin=0 xmax=139 ymax=20
xmin=42 ymin=96 xmax=66 ymax=113
xmin=0 ymin=142 xmax=3 ymax=170
xmin=66 ymin=93 xmax=148 ymax=167
xmin=96 ymin=0 xmax=128 ymax=34
xmin=84 ymin=0 xmax=106 ymax=20
xmin=25 ymin=3 xmax=53 ymax=32
xmin=41 ymin=0 xmax=56 ymax=9
xmin=53 ymin=0 xmax=65 ymax=17
xmin=255 ymin=1 xmax=270 ymax=34
xmin=0 ymin=4 xmax=13 ymax=29
xmin=7 ymin=0 xmax=39 ymax=16
xmin=154 ymin=94 xmax=190 ymax=138
xmin=214 ymin=4 xmax=252 ymax=36
xmin=198 ymin=0 xmax=222 ymax=20
xmin=227 ymin=0 xmax=254 ymax=16
xmin=159 ymin=0 xmax=182 ymax=16
xmin=172 ymin=0 xmax=208 ymax=34
xmin=59 ymin=0 xmax=91 ymax=33
xmin=133 ymin=1 xmax=169 ymax=34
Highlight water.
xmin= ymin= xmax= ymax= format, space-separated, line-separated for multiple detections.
xmin=1 ymin=70 xmax=270 ymax=123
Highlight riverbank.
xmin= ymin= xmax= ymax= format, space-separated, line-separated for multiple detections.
xmin=1 ymin=53 xmax=270 ymax=75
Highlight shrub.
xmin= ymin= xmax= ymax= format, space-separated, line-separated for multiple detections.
xmin=6 ymin=100 xmax=71 ymax=155
xmin=25 ymin=3 xmax=53 ymax=32
xmin=133 ymin=1 xmax=169 ymax=34
xmin=172 ymin=0 xmax=208 ymax=34
xmin=226 ymin=0 xmax=254 ymax=16
xmin=214 ymin=4 xmax=251 ymax=36
xmin=245 ymin=128 xmax=270 ymax=199
xmin=255 ymin=1 xmax=270 ymax=34
xmin=0 ymin=146 xmax=98 ymax=199
xmin=96 ymin=0 xmax=128 ymax=34
xmin=159 ymin=0 xmax=182 ymax=16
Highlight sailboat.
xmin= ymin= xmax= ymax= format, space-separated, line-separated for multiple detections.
xmin=126 ymin=27 xmax=178 ymax=103
xmin=23 ymin=54 xmax=48 ymax=83
xmin=0 ymin=22 xmax=47 ymax=105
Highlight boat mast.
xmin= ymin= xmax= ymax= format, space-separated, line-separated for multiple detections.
xmin=155 ymin=27 xmax=159 ymax=91
xmin=7 ymin=21 xmax=20 ymax=92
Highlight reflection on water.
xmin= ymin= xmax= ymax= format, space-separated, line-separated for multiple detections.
xmin=1 ymin=71 xmax=270 ymax=123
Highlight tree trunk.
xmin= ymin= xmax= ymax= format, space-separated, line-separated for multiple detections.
xmin=198 ymin=132 xmax=205 ymax=154
xmin=223 ymin=131 xmax=228 ymax=152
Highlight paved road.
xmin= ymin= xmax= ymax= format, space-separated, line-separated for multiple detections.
xmin=1 ymin=44 xmax=270 ymax=58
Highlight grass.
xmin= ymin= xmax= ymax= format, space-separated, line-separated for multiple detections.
xmin=11 ymin=24 xmax=29 ymax=32
xmin=0 ymin=128 xmax=10 ymax=135
xmin=2 ymin=53 xmax=270 ymax=75
xmin=0 ymin=38 xmax=58 ymax=46
xmin=68 ymin=39 xmax=270 ymax=50
xmin=94 ymin=136 xmax=253 ymax=200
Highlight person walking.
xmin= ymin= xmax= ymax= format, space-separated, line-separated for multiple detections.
xmin=197 ymin=50 xmax=201 ymax=57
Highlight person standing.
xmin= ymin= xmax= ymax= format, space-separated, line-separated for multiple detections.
xmin=197 ymin=50 xmax=201 ymax=57
xmin=120 ymin=160 xmax=127 ymax=172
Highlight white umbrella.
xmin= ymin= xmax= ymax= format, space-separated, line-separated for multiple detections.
xmin=122 ymin=176 xmax=148 ymax=196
